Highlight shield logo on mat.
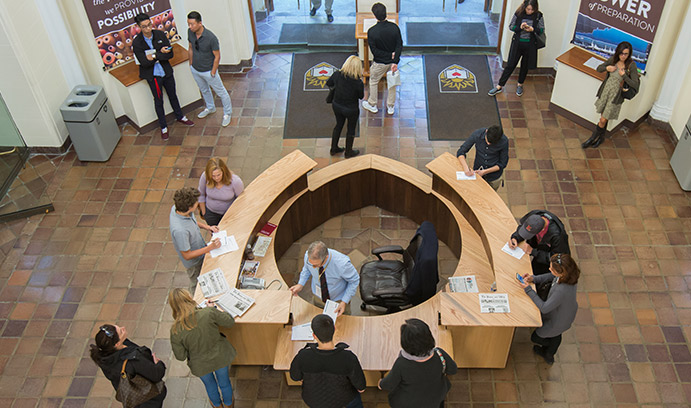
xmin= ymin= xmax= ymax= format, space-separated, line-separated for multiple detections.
xmin=304 ymin=62 xmax=337 ymax=91
xmin=438 ymin=65 xmax=477 ymax=94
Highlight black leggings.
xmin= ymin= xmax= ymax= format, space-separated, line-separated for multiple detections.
xmin=203 ymin=209 xmax=224 ymax=227
xmin=332 ymin=103 xmax=359 ymax=149
xmin=498 ymin=41 xmax=532 ymax=87
xmin=531 ymin=330 xmax=562 ymax=359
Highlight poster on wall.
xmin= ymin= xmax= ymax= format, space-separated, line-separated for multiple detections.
xmin=571 ymin=0 xmax=667 ymax=72
xmin=81 ymin=0 xmax=181 ymax=70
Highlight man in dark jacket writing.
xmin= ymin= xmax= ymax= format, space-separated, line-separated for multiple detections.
xmin=290 ymin=315 xmax=366 ymax=408
xmin=509 ymin=209 xmax=570 ymax=275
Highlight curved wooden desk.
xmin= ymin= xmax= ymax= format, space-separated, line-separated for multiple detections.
xmin=196 ymin=150 xmax=540 ymax=379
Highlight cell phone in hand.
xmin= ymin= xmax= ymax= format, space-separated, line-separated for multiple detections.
xmin=516 ymin=273 xmax=525 ymax=284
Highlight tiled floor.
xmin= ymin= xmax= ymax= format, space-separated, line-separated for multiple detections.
xmin=0 ymin=51 xmax=690 ymax=408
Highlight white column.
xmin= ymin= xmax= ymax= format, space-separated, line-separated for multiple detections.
xmin=649 ymin=3 xmax=691 ymax=122
xmin=35 ymin=0 xmax=87 ymax=88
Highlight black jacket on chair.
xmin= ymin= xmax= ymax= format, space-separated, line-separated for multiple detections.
xmin=405 ymin=221 xmax=439 ymax=305
xmin=132 ymin=30 xmax=174 ymax=80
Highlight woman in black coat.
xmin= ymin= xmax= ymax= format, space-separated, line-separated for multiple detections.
xmin=326 ymin=55 xmax=364 ymax=158
xmin=379 ymin=319 xmax=457 ymax=407
xmin=90 ymin=324 xmax=167 ymax=407
xmin=488 ymin=0 xmax=544 ymax=97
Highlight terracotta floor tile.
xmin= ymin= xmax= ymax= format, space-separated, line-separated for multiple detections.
xmin=0 ymin=53 xmax=688 ymax=407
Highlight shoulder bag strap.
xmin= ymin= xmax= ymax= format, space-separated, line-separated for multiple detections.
xmin=120 ymin=359 xmax=128 ymax=378
xmin=434 ymin=348 xmax=446 ymax=374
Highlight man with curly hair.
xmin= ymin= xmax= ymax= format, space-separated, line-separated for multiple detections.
xmin=169 ymin=187 xmax=221 ymax=293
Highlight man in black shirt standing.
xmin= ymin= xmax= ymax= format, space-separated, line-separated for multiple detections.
xmin=456 ymin=125 xmax=509 ymax=191
xmin=509 ymin=209 xmax=570 ymax=276
xmin=362 ymin=3 xmax=402 ymax=116
xmin=290 ymin=315 xmax=366 ymax=408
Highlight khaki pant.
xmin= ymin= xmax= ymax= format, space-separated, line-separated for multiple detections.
xmin=487 ymin=173 xmax=504 ymax=191
xmin=367 ymin=62 xmax=397 ymax=108
xmin=312 ymin=294 xmax=351 ymax=315
xmin=186 ymin=263 xmax=203 ymax=294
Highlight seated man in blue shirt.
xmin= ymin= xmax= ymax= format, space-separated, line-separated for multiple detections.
xmin=289 ymin=241 xmax=360 ymax=316
xmin=456 ymin=125 xmax=509 ymax=191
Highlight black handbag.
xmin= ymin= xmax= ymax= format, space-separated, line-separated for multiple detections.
xmin=621 ymin=84 xmax=638 ymax=100
xmin=534 ymin=14 xmax=546 ymax=49
xmin=115 ymin=359 xmax=164 ymax=407
xmin=536 ymin=276 xmax=556 ymax=301
xmin=535 ymin=31 xmax=546 ymax=49
xmin=326 ymin=87 xmax=335 ymax=104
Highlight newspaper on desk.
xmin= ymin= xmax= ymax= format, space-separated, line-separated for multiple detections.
xmin=208 ymin=230 xmax=239 ymax=258
xmin=197 ymin=268 xmax=230 ymax=298
xmin=252 ymin=236 xmax=272 ymax=257
xmin=479 ymin=293 xmax=510 ymax=313
xmin=215 ymin=288 xmax=255 ymax=318
xmin=449 ymin=275 xmax=478 ymax=293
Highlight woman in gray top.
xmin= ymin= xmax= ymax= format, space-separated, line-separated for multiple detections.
xmin=519 ymin=253 xmax=579 ymax=364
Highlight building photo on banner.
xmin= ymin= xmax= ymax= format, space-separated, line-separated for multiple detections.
xmin=571 ymin=0 xmax=666 ymax=72
xmin=81 ymin=0 xmax=180 ymax=69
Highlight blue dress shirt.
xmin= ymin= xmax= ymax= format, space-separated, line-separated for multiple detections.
xmin=298 ymin=249 xmax=360 ymax=304
xmin=456 ymin=128 xmax=509 ymax=182
xmin=143 ymin=35 xmax=165 ymax=77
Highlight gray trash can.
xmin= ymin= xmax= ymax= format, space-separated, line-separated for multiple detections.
xmin=670 ymin=114 xmax=691 ymax=191
xmin=60 ymin=85 xmax=121 ymax=162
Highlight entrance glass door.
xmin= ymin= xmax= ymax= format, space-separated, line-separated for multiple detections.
xmin=254 ymin=0 xmax=358 ymax=47
xmin=399 ymin=0 xmax=501 ymax=48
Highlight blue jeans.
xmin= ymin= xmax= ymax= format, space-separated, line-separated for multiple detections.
xmin=346 ymin=393 xmax=363 ymax=408
xmin=199 ymin=366 xmax=233 ymax=407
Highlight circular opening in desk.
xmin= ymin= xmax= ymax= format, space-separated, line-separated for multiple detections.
xmin=277 ymin=205 xmax=459 ymax=316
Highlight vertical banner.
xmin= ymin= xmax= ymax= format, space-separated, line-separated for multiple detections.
xmin=571 ymin=0 xmax=667 ymax=72
xmin=82 ymin=0 xmax=181 ymax=70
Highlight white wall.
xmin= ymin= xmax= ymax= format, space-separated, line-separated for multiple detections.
xmin=499 ymin=0 xmax=578 ymax=68
xmin=0 ymin=0 xmax=71 ymax=148
xmin=57 ymin=0 xmax=255 ymax=126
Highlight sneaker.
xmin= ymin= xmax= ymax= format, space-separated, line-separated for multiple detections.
xmin=387 ymin=106 xmax=395 ymax=115
xmin=221 ymin=114 xmax=231 ymax=127
xmin=516 ymin=84 xmax=524 ymax=97
xmin=177 ymin=116 xmax=194 ymax=126
xmin=161 ymin=127 xmax=169 ymax=141
xmin=309 ymin=7 xmax=317 ymax=16
xmin=487 ymin=87 xmax=503 ymax=96
xmin=362 ymin=101 xmax=378 ymax=113
xmin=327 ymin=14 xmax=334 ymax=22
xmin=197 ymin=108 xmax=216 ymax=119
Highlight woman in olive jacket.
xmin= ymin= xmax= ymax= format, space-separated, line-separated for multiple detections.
xmin=582 ymin=41 xmax=640 ymax=149
xmin=169 ymin=288 xmax=237 ymax=408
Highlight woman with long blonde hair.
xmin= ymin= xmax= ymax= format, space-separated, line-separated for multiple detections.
xmin=326 ymin=55 xmax=364 ymax=158
xmin=198 ymin=157 xmax=244 ymax=227
xmin=168 ymin=288 xmax=237 ymax=408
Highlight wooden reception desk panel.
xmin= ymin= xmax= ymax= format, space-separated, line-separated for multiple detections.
xmin=197 ymin=151 xmax=540 ymax=370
